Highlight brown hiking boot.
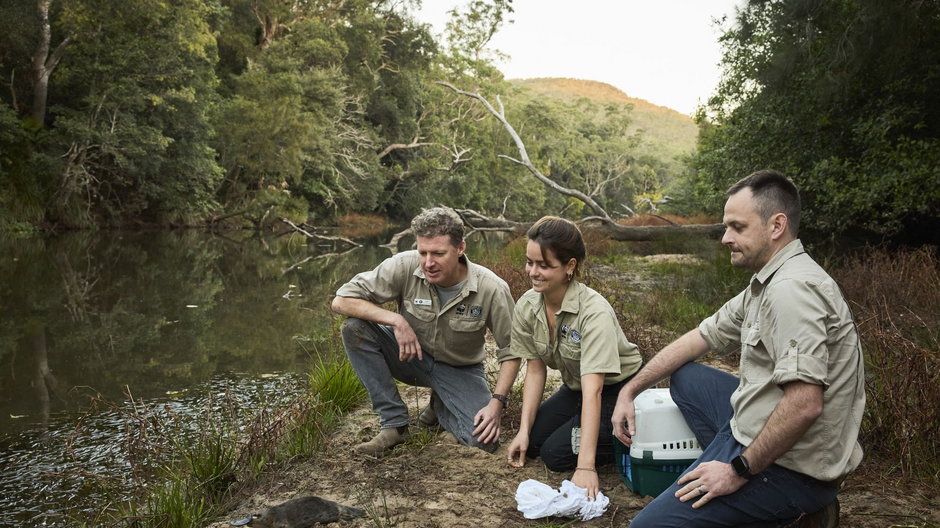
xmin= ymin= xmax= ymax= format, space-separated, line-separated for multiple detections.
xmin=353 ymin=427 xmax=409 ymax=457
xmin=418 ymin=392 xmax=440 ymax=427
xmin=418 ymin=404 xmax=438 ymax=427
xmin=798 ymin=498 xmax=840 ymax=528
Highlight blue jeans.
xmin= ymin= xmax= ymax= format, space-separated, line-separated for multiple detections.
xmin=629 ymin=363 xmax=838 ymax=527
xmin=340 ymin=318 xmax=496 ymax=452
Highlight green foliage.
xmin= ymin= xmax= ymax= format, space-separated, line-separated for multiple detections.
xmin=690 ymin=0 xmax=940 ymax=239
xmin=142 ymin=477 xmax=209 ymax=528
xmin=182 ymin=427 xmax=238 ymax=504
xmin=595 ymin=243 xmax=749 ymax=341
xmin=1 ymin=0 xmax=695 ymax=228
xmin=308 ymin=356 xmax=368 ymax=414
xmin=514 ymin=78 xmax=699 ymax=192
xmin=42 ymin=0 xmax=223 ymax=225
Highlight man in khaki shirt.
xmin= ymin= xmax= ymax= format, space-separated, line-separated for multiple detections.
xmin=612 ymin=170 xmax=864 ymax=527
xmin=331 ymin=207 xmax=521 ymax=456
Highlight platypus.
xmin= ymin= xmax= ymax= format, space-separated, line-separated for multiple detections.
xmin=230 ymin=495 xmax=366 ymax=527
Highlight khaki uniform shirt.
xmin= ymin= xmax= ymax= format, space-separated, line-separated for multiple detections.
xmin=699 ymin=240 xmax=865 ymax=481
xmin=512 ymin=280 xmax=642 ymax=390
xmin=334 ymin=250 xmax=516 ymax=366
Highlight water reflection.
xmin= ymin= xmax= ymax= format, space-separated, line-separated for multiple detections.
xmin=0 ymin=229 xmax=398 ymax=526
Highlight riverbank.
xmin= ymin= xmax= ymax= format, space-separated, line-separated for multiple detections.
xmin=206 ymin=243 xmax=940 ymax=527
xmin=207 ymin=384 xmax=939 ymax=528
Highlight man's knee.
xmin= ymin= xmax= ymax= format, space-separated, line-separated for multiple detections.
xmin=340 ymin=317 xmax=369 ymax=338
xmin=670 ymin=362 xmax=706 ymax=391
xmin=340 ymin=317 xmax=377 ymax=351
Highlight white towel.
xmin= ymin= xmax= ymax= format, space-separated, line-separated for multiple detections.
xmin=515 ymin=479 xmax=610 ymax=521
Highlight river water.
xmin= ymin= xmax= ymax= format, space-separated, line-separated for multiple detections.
xmin=0 ymin=228 xmax=411 ymax=526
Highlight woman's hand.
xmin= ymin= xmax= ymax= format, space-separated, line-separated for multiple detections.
xmin=507 ymin=433 xmax=529 ymax=468
xmin=571 ymin=468 xmax=600 ymax=500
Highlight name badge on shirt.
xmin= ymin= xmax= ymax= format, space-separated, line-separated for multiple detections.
xmin=413 ymin=298 xmax=432 ymax=306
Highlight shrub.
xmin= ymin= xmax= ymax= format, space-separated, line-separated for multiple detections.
xmin=835 ymin=247 xmax=940 ymax=480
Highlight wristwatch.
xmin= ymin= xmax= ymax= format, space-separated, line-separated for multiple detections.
xmin=731 ymin=454 xmax=752 ymax=478
xmin=492 ymin=393 xmax=508 ymax=406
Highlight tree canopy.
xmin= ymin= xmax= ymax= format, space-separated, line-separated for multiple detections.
xmin=687 ymin=0 xmax=940 ymax=240
xmin=3 ymin=0 xmax=937 ymax=241
xmin=0 ymin=0 xmax=675 ymax=230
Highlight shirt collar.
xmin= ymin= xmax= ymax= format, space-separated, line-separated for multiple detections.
xmin=556 ymin=279 xmax=583 ymax=315
xmin=753 ymin=239 xmax=805 ymax=285
xmin=412 ymin=253 xmax=478 ymax=292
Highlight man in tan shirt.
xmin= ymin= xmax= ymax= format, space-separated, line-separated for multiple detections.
xmin=612 ymin=170 xmax=864 ymax=527
xmin=332 ymin=207 xmax=521 ymax=456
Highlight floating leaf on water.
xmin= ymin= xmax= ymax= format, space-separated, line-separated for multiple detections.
xmin=165 ymin=390 xmax=186 ymax=398
xmin=9 ymin=414 xmax=27 ymax=419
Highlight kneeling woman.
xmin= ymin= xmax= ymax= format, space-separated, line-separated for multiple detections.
xmin=508 ymin=217 xmax=642 ymax=498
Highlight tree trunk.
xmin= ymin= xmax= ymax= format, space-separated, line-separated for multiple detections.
xmin=30 ymin=0 xmax=70 ymax=126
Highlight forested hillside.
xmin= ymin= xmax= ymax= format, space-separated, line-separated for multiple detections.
xmin=0 ymin=0 xmax=683 ymax=231
xmin=512 ymin=78 xmax=698 ymax=165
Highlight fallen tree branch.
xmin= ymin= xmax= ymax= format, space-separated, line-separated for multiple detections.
xmin=380 ymin=227 xmax=413 ymax=255
xmin=279 ymin=218 xmax=361 ymax=247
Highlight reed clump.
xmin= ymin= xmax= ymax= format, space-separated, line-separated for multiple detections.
xmin=834 ymin=246 xmax=939 ymax=482
xmin=89 ymin=351 xmax=367 ymax=527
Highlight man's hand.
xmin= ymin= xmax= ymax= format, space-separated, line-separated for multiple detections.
xmin=675 ymin=460 xmax=747 ymax=508
xmin=471 ymin=400 xmax=502 ymax=444
xmin=611 ymin=388 xmax=637 ymax=446
xmin=392 ymin=317 xmax=422 ymax=361
xmin=507 ymin=432 xmax=528 ymax=468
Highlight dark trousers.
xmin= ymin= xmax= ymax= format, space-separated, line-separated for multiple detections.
xmin=629 ymin=362 xmax=839 ymax=527
xmin=526 ymin=379 xmax=628 ymax=471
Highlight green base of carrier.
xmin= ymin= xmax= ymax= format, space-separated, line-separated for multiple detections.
xmin=614 ymin=440 xmax=698 ymax=498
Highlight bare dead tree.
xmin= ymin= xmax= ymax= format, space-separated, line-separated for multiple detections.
xmin=380 ymin=227 xmax=413 ymax=255
xmin=436 ymin=82 xmax=724 ymax=242
xmin=438 ymin=82 xmax=615 ymax=224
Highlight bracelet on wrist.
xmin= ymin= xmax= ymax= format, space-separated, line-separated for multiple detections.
xmin=491 ymin=393 xmax=508 ymax=406
xmin=575 ymin=467 xmax=596 ymax=472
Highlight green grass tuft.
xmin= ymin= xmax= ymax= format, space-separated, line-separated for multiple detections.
xmin=308 ymin=356 xmax=368 ymax=413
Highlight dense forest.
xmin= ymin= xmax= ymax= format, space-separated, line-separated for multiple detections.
xmin=1 ymin=0 xmax=938 ymax=242
xmin=688 ymin=0 xmax=940 ymax=242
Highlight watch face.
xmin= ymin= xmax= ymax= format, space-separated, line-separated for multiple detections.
xmin=732 ymin=455 xmax=749 ymax=476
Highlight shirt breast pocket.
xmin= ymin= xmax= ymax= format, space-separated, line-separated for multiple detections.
xmin=559 ymin=340 xmax=582 ymax=361
xmin=448 ymin=316 xmax=485 ymax=352
xmin=740 ymin=327 xmax=767 ymax=382
xmin=403 ymin=303 xmax=435 ymax=334
xmin=448 ymin=317 xmax=485 ymax=333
